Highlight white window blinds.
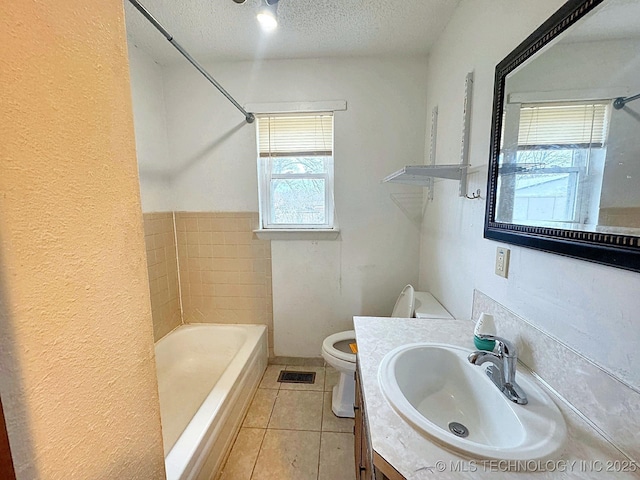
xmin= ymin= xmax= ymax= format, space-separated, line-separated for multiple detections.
xmin=258 ymin=114 xmax=333 ymax=157
xmin=518 ymin=102 xmax=609 ymax=148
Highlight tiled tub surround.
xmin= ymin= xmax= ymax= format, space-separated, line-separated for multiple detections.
xmin=472 ymin=290 xmax=640 ymax=464
xmin=143 ymin=212 xmax=181 ymax=341
xmin=175 ymin=212 xmax=273 ymax=355
xmin=142 ymin=212 xmax=274 ymax=354
xmin=354 ymin=316 xmax=637 ymax=479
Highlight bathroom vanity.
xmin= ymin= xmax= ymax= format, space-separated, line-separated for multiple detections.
xmin=353 ymin=316 xmax=637 ymax=480
xmin=355 ymin=366 xmax=404 ymax=480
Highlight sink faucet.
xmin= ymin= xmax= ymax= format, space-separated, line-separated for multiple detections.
xmin=468 ymin=334 xmax=528 ymax=405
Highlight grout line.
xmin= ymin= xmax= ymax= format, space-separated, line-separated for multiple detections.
xmin=215 ymin=424 xmax=246 ymax=480
xmin=278 ymin=389 xmax=325 ymax=393
xmin=323 ymin=367 xmax=328 ymax=392
xmin=262 ymin=427 xmax=324 ymax=433
xmin=260 ymin=427 xmax=354 ymax=434
xmin=228 ymin=366 xmax=350 ymax=479
xmin=247 ymin=428 xmax=267 ymax=480
xmin=254 ymin=365 xmax=328 ymax=478
xmin=172 ymin=211 xmax=185 ymax=324
xmin=270 ymin=372 xmax=281 ymax=426
xmin=319 ymin=369 xmax=325 ymax=434
xmin=220 ymin=383 xmax=265 ymax=479
xmin=249 ymin=369 xmax=279 ymax=480
xmin=316 ymin=438 xmax=323 ymax=480
xmin=317 ymin=370 xmax=325 ymax=480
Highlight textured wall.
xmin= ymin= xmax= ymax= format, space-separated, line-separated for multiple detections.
xmin=128 ymin=45 xmax=174 ymax=213
xmin=0 ymin=1 xmax=166 ymax=478
xmin=419 ymin=0 xmax=640 ymax=389
xmin=143 ymin=213 xmax=182 ymax=341
xmin=175 ymin=213 xmax=274 ymax=356
xmin=161 ymin=57 xmax=425 ymax=357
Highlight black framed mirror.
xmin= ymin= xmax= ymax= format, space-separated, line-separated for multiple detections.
xmin=485 ymin=0 xmax=640 ymax=272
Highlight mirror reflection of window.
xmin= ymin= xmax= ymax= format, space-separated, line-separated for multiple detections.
xmin=497 ymin=101 xmax=610 ymax=227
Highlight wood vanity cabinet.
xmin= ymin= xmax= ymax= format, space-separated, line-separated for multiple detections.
xmin=354 ymin=362 xmax=406 ymax=480
xmin=354 ymin=365 xmax=372 ymax=479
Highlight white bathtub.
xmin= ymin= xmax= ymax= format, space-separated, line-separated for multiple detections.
xmin=155 ymin=324 xmax=268 ymax=480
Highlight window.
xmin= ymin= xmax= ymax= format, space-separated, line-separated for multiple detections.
xmin=498 ymin=101 xmax=610 ymax=225
xmin=257 ymin=114 xmax=335 ymax=229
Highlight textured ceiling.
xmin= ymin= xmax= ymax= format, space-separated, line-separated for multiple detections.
xmin=124 ymin=0 xmax=461 ymax=64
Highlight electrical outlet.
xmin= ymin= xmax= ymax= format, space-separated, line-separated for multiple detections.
xmin=495 ymin=247 xmax=510 ymax=278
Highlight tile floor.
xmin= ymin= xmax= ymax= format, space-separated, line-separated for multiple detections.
xmin=219 ymin=364 xmax=356 ymax=480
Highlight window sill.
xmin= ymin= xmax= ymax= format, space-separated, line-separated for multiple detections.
xmin=253 ymin=229 xmax=340 ymax=241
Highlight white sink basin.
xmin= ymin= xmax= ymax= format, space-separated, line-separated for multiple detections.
xmin=378 ymin=343 xmax=566 ymax=460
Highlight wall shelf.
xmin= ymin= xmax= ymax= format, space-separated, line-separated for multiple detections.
xmin=383 ymin=165 xmax=467 ymax=185
xmin=383 ymin=72 xmax=475 ymax=198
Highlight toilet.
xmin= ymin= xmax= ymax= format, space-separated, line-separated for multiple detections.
xmin=321 ymin=285 xmax=453 ymax=418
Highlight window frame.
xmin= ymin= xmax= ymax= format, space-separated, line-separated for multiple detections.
xmin=498 ymin=100 xmax=610 ymax=225
xmin=256 ymin=113 xmax=336 ymax=231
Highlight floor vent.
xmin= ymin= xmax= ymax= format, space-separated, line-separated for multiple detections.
xmin=277 ymin=371 xmax=316 ymax=384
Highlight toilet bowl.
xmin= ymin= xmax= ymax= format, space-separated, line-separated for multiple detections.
xmin=323 ymin=285 xmax=430 ymax=417
xmin=321 ymin=330 xmax=358 ymax=418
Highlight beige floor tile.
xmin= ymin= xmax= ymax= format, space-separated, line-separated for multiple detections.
xmin=219 ymin=428 xmax=265 ymax=480
xmin=252 ymin=429 xmax=321 ymax=480
xmin=259 ymin=364 xmax=284 ymax=390
xmin=280 ymin=366 xmax=325 ymax=392
xmin=268 ymin=390 xmax=323 ymax=431
xmin=324 ymin=366 xmax=340 ymax=392
xmin=244 ymin=389 xmax=278 ymax=428
xmin=322 ymin=392 xmax=354 ymax=433
xmin=318 ymin=432 xmax=356 ymax=480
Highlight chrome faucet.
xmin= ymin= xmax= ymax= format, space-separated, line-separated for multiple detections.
xmin=468 ymin=334 xmax=528 ymax=405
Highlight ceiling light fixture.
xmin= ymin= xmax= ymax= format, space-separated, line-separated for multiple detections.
xmin=257 ymin=0 xmax=279 ymax=32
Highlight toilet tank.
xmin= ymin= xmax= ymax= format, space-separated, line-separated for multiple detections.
xmin=413 ymin=291 xmax=453 ymax=319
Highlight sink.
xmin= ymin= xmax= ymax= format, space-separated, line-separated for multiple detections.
xmin=378 ymin=343 xmax=566 ymax=460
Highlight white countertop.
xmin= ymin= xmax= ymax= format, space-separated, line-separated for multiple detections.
xmin=354 ymin=316 xmax=636 ymax=479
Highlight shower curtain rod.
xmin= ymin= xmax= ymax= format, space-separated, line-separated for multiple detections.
xmin=127 ymin=0 xmax=255 ymax=123
xmin=613 ymin=92 xmax=640 ymax=110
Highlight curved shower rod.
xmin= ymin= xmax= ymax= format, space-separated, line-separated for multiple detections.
xmin=127 ymin=0 xmax=255 ymax=123
xmin=613 ymin=92 xmax=640 ymax=110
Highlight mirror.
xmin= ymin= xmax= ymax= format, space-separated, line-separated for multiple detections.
xmin=485 ymin=0 xmax=640 ymax=271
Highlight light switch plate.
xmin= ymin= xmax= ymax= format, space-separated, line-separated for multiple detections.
xmin=495 ymin=247 xmax=510 ymax=278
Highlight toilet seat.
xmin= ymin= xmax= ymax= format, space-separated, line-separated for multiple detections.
xmin=322 ymin=330 xmax=356 ymax=364
xmin=321 ymin=286 xmax=448 ymax=419
xmin=391 ymin=284 xmax=415 ymax=318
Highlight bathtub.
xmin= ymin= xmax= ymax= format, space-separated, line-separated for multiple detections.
xmin=155 ymin=324 xmax=268 ymax=480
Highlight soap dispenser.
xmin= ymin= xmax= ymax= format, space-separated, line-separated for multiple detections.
xmin=473 ymin=313 xmax=496 ymax=351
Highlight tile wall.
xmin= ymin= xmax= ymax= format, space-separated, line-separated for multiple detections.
xmin=598 ymin=207 xmax=640 ymax=228
xmin=175 ymin=212 xmax=273 ymax=356
xmin=473 ymin=290 xmax=640 ymax=463
xmin=142 ymin=212 xmax=274 ymax=355
xmin=142 ymin=213 xmax=181 ymax=341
